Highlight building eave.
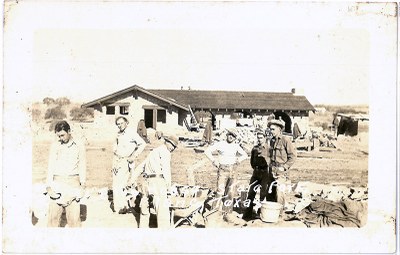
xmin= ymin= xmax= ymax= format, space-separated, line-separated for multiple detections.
xmin=81 ymin=85 xmax=189 ymax=111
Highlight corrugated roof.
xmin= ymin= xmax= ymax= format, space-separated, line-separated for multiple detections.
xmin=149 ymin=89 xmax=315 ymax=111
xmin=82 ymin=85 xmax=315 ymax=112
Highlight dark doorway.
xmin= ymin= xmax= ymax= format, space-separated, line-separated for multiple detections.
xmin=211 ymin=112 xmax=216 ymax=130
xmin=274 ymin=111 xmax=292 ymax=134
xmin=144 ymin=109 xmax=154 ymax=128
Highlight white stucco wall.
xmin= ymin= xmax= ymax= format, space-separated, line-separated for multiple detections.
xmin=292 ymin=116 xmax=309 ymax=135
xmin=92 ymin=95 xmax=180 ymax=130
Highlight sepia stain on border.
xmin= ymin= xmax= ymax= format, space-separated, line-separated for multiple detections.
xmin=3 ymin=0 xmax=19 ymax=28
xmin=348 ymin=2 xmax=397 ymax=18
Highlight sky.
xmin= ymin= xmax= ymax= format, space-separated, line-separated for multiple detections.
xmin=4 ymin=1 xmax=397 ymax=105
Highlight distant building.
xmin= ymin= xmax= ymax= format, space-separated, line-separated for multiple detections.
xmin=336 ymin=113 xmax=369 ymax=136
xmin=82 ymin=85 xmax=315 ymax=133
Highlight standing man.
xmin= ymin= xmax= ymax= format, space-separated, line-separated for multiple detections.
xmin=201 ymin=120 xmax=213 ymax=145
xmin=137 ymin=119 xmax=150 ymax=143
xmin=242 ymin=129 xmax=270 ymax=220
xmin=132 ymin=136 xmax=179 ymax=228
xmin=332 ymin=114 xmax=340 ymax=137
xmin=46 ymin=120 xmax=86 ymax=227
xmin=267 ymin=119 xmax=296 ymax=215
xmin=113 ymin=116 xmax=146 ymax=214
xmin=204 ymin=128 xmax=248 ymax=222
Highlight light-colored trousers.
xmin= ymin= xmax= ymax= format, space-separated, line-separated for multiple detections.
xmin=213 ymin=164 xmax=237 ymax=214
xmin=112 ymin=157 xmax=133 ymax=211
xmin=47 ymin=175 xmax=82 ymax=227
xmin=139 ymin=177 xmax=170 ymax=228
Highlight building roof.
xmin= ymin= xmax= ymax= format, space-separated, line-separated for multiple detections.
xmin=82 ymin=85 xmax=315 ymax=112
xmin=82 ymin=85 xmax=189 ymax=111
xmin=337 ymin=113 xmax=369 ymax=121
xmin=149 ymin=89 xmax=315 ymax=112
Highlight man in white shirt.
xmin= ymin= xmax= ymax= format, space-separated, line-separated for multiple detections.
xmin=204 ymin=128 xmax=248 ymax=221
xmin=112 ymin=116 xmax=146 ymax=214
xmin=132 ymin=136 xmax=178 ymax=228
xmin=46 ymin=121 xmax=86 ymax=227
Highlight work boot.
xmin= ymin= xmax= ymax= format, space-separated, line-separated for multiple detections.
xmin=118 ymin=207 xmax=128 ymax=214
xmin=242 ymin=210 xmax=253 ymax=221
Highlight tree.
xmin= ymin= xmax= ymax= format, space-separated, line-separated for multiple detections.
xmin=45 ymin=106 xmax=66 ymax=120
xmin=43 ymin=97 xmax=55 ymax=105
xmin=70 ymin=107 xmax=94 ymax=121
xmin=55 ymin=97 xmax=71 ymax=106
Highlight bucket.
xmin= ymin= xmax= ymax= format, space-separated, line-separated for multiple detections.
xmin=260 ymin=201 xmax=282 ymax=223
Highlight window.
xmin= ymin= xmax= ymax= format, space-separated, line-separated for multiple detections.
xmin=157 ymin=109 xmax=166 ymax=123
xmin=106 ymin=106 xmax=115 ymax=115
xmin=120 ymin=106 xmax=129 ymax=115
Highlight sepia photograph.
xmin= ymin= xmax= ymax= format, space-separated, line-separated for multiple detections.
xmin=2 ymin=0 xmax=397 ymax=253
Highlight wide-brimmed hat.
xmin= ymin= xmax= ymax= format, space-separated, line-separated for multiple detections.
xmin=225 ymin=128 xmax=238 ymax=138
xmin=164 ymin=135 xmax=179 ymax=147
xmin=267 ymin=119 xmax=285 ymax=129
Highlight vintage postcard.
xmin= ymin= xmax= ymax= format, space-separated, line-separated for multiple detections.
xmin=2 ymin=1 xmax=397 ymax=253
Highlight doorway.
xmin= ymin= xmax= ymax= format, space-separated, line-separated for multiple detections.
xmin=274 ymin=111 xmax=292 ymax=134
xmin=144 ymin=109 xmax=154 ymax=129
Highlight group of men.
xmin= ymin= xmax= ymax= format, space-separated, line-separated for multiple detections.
xmin=44 ymin=116 xmax=295 ymax=228
xmin=45 ymin=117 xmax=178 ymax=228
xmin=205 ymin=119 xmax=296 ymax=222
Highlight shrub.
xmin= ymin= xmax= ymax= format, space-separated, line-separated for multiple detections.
xmin=70 ymin=107 xmax=94 ymax=121
xmin=55 ymin=97 xmax=71 ymax=106
xmin=43 ymin=97 xmax=55 ymax=105
xmin=312 ymin=121 xmax=329 ymax=131
xmin=45 ymin=106 xmax=66 ymax=120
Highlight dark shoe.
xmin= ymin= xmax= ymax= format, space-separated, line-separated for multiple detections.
xmin=242 ymin=213 xmax=253 ymax=221
xmin=118 ymin=207 xmax=128 ymax=214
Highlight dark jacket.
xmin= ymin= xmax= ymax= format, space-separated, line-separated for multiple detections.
xmin=250 ymin=143 xmax=270 ymax=170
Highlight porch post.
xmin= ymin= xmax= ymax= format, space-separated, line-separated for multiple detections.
xmin=153 ymin=109 xmax=157 ymax=129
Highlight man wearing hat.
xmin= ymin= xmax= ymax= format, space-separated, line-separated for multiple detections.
xmin=204 ymin=128 xmax=248 ymax=222
xmin=242 ymin=128 xmax=271 ymax=220
xmin=112 ymin=116 xmax=146 ymax=214
xmin=267 ymin=119 xmax=296 ymax=215
xmin=132 ymin=135 xmax=178 ymax=228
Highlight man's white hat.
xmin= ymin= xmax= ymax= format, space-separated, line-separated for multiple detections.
xmin=268 ymin=119 xmax=285 ymax=129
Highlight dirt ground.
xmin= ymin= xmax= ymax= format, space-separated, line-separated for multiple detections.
xmin=31 ymin=126 xmax=368 ymax=228
xmin=33 ymin=133 xmax=368 ymax=189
